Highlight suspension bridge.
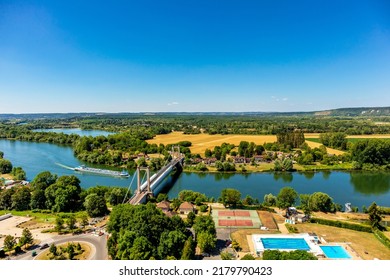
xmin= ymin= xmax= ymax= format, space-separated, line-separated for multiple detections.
xmin=128 ymin=147 xmax=184 ymax=205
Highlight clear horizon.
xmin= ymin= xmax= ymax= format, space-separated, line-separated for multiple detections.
xmin=1 ymin=0 xmax=390 ymax=113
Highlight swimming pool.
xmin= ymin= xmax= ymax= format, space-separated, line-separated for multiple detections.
xmin=261 ymin=238 xmax=311 ymax=251
xmin=320 ymin=246 xmax=351 ymax=259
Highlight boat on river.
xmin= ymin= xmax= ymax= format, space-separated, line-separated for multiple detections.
xmin=73 ymin=165 xmax=130 ymax=177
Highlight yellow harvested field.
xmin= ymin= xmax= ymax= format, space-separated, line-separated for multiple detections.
xmin=305 ymin=140 xmax=345 ymax=155
xmin=147 ymin=132 xmax=277 ymax=155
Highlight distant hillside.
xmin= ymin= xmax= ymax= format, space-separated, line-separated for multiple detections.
xmin=313 ymin=107 xmax=390 ymax=117
xmin=1 ymin=106 xmax=390 ymax=120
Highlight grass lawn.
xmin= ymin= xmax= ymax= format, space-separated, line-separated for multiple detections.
xmin=257 ymin=211 xmax=278 ymax=230
xmin=0 ymin=210 xmax=57 ymax=224
xmin=293 ymin=223 xmax=390 ymax=260
xmin=37 ymin=242 xmax=92 ymax=260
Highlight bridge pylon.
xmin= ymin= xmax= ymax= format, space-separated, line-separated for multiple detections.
xmin=136 ymin=166 xmax=153 ymax=197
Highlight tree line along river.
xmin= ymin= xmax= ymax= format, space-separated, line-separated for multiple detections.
xmin=1 ymin=128 xmax=390 ymax=210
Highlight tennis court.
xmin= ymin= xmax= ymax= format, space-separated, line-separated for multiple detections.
xmin=212 ymin=209 xmax=262 ymax=229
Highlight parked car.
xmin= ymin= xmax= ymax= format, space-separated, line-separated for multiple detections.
xmin=31 ymin=251 xmax=37 ymax=257
xmin=40 ymin=243 xmax=49 ymax=250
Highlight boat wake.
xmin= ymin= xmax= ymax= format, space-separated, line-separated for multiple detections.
xmin=55 ymin=162 xmax=75 ymax=170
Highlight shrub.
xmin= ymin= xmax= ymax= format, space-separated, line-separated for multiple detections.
xmin=373 ymin=229 xmax=390 ymax=250
xmin=285 ymin=224 xmax=299 ymax=233
xmin=310 ymin=218 xmax=372 ymax=232
xmin=240 ymin=254 xmax=255 ymax=260
xmin=199 ymin=205 xmax=208 ymax=212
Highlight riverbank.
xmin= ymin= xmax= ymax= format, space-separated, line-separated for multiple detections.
xmin=183 ymin=162 xmax=355 ymax=174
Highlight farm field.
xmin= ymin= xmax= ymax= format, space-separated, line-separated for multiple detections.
xmin=147 ymin=132 xmax=277 ymax=155
xmin=147 ymin=132 xmax=390 ymax=156
xmin=305 ymin=140 xmax=345 ymax=155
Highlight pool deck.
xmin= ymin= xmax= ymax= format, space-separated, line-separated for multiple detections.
xmin=252 ymin=233 xmax=324 ymax=256
xmin=249 ymin=233 xmax=362 ymax=260
xmin=319 ymin=243 xmax=362 ymax=260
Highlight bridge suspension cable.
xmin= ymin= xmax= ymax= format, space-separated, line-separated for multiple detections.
xmin=122 ymin=172 xmax=136 ymax=204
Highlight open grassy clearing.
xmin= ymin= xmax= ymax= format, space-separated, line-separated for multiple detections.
xmin=0 ymin=210 xmax=57 ymax=224
xmin=293 ymin=223 xmax=390 ymax=260
xmin=37 ymin=242 xmax=91 ymax=260
xmin=147 ymin=132 xmax=277 ymax=155
xmin=257 ymin=211 xmax=278 ymax=230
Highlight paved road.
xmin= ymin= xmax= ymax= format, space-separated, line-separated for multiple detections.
xmin=12 ymin=232 xmax=108 ymax=260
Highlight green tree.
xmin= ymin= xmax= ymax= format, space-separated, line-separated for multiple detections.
xmin=55 ymin=216 xmax=64 ymax=232
xmin=171 ymin=198 xmax=181 ymax=210
xmin=31 ymin=171 xmax=57 ymax=190
xmin=107 ymin=203 xmax=183 ymax=260
xmin=108 ymin=188 xmax=131 ymax=206
xmin=178 ymin=190 xmax=207 ymax=203
xmin=299 ymin=194 xmax=312 ymax=215
xmin=220 ymin=188 xmax=241 ymax=208
xmin=157 ymin=230 xmax=187 ymax=259
xmin=84 ymin=193 xmax=109 ymax=217
xmin=30 ymin=188 xmax=46 ymax=210
xmin=262 ymin=249 xmax=317 ymax=260
xmin=368 ymin=202 xmax=383 ymax=230
xmin=50 ymin=244 xmax=57 ymax=256
xmin=78 ymin=212 xmax=89 ymax=228
xmin=67 ymin=215 xmax=77 ymax=230
xmin=186 ymin=211 xmax=196 ymax=227
xmin=156 ymin=193 xmax=168 ymax=203
xmin=129 ymin=236 xmax=154 ymax=260
xmin=221 ymin=251 xmax=234 ymax=260
xmin=193 ymin=215 xmax=216 ymax=236
xmin=0 ymin=188 xmax=15 ymax=210
xmin=263 ymin=193 xmax=277 ymax=207
xmin=11 ymin=186 xmax=31 ymax=211
xmin=20 ymin=228 xmax=34 ymax=248
xmin=276 ymin=187 xmax=298 ymax=210
xmin=197 ymin=231 xmax=216 ymax=253
xmin=0 ymin=159 xmax=12 ymax=174
xmin=45 ymin=175 xmax=81 ymax=212
xmin=242 ymin=195 xmax=255 ymax=206
xmin=3 ymin=235 xmax=16 ymax=252
xmin=67 ymin=243 xmax=75 ymax=260
xmin=11 ymin=167 xmax=26 ymax=180
xmin=241 ymin=254 xmax=255 ymax=260
xmin=309 ymin=192 xmax=334 ymax=212
xmin=181 ymin=237 xmax=195 ymax=260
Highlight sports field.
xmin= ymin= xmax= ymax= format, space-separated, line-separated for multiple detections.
xmin=211 ymin=209 xmax=262 ymax=229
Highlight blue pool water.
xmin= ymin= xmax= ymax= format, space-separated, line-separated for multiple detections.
xmin=320 ymin=246 xmax=351 ymax=259
xmin=261 ymin=238 xmax=310 ymax=251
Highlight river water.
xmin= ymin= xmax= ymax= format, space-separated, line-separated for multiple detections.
xmin=1 ymin=131 xmax=390 ymax=209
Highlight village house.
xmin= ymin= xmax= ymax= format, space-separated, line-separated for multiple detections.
xmin=156 ymin=200 xmax=176 ymax=217
xmin=179 ymin=201 xmax=196 ymax=215
xmin=232 ymin=156 xmax=251 ymax=164
xmin=203 ymin=157 xmax=217 ymax=165
xmin=156 ymin=200 xmax=171 ymax=212
xmin=253 ymin=155 xmax=264 ymax=163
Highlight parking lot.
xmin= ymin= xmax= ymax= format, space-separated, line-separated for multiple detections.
xmin=0 ymin=215 xmax=56 ymax=247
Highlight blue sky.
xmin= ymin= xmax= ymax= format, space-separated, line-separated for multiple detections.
xmin=1 ymin=0 xmax=389 ymax=113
